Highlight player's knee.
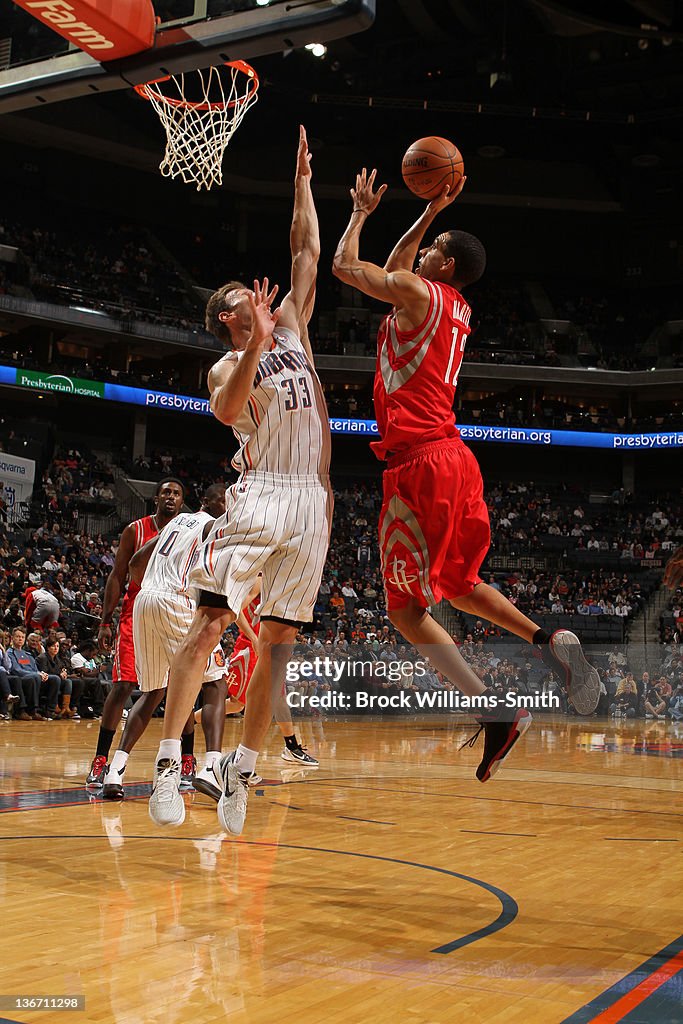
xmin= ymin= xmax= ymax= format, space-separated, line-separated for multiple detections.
xmin=202 ymin=676 xmax=227 ymax=696
xmin=191 ymin=617 xmax=228 ymax=655
xmin=112 ymin=680 xmax=135 ymax=697
xmin=388 ymin=604 xmax=420 ymax=630
xmin=258 ymin=627 xmax=297 ymax=660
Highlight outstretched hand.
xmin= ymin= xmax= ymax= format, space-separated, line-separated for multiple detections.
xmin=246 ymin=278 xmax=280 ymax=349
xmin=295 ymin=124 xmax=312 ymax=179
xmin=352 ymin=167 xmax=388 ymax=216
xmin=427 ymin=175 xmax=467 ymax=213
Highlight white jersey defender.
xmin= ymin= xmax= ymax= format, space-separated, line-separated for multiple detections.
xmin=134 ymin=512 xmax=227 ymax=691
xmin=192 ymin=325 xmax=333 ymax=624
xmin=226 ymin=325 xmax=331 ymax=476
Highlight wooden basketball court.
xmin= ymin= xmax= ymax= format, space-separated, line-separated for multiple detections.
xmin=2 ymin=714 xmax=682 ymax=1024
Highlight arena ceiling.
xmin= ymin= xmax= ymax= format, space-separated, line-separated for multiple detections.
xmin=0 ymin=0 xmax=681 ymax=204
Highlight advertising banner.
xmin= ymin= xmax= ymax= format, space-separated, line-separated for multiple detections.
xmin=0 ymin=452 xmax=35 ymax=523
xmin=2 ymin=364 xmax=682 ymax=450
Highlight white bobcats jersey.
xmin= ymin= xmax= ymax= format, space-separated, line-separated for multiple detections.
xmin=142 ymin=511 xmax=213 ymax=595
xmin=223 ymin=326 xmax=331 ymax=476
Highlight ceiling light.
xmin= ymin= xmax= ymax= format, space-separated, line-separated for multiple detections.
xmin=305 ymin=43 xmax=327 ymax=58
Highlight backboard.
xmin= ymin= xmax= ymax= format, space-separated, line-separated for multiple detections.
xmin=0 ymin=0 xmax=376 ymax=113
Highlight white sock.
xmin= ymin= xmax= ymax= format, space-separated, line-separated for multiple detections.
xmin=233 ymin=744 xmax=259 ymax=776
xmin=204 ymin=750 xmax=221 ymax=771
xmin=109 ymin=750 xmax=129 ymax=775
xmin=157 ymin=739 xmax=181 ymax=765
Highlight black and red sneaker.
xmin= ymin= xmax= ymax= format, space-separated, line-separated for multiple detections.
xmin=461 ymin=698 xmax=532 ymax=783
xmin=539 ymin=630 xmax=601 ymax=716
xmin=180 ymin=754 xmax=197 ymax=791
xmin=86 ymin=754 xmax=108 ymax=789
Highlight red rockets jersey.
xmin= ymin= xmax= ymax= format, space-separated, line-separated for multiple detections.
xmin=121 ymin=515 xmax=159 ymax=610
xmin=371 ymin=278 xmax=472 ymax=461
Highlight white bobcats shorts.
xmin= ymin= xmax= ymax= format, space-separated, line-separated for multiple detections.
xmin=191 ymin=472 xmax=333 ymax=624
xmin=133 ymin=589 xmax=227 ymax=693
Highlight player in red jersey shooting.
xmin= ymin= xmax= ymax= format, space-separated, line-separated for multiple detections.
xmin=333 ymin=168 xmax=600 ymax=781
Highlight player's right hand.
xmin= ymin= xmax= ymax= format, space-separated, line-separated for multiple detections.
xmin=427 ymin=176 xmax=467 ymax=213
xmin=98 ymin=623 xmax=113 ymax=652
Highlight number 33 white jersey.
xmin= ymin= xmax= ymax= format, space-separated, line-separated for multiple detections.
xmin=224 ymin=326 xmax=331 ymax=476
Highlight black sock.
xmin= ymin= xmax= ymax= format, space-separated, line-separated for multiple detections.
xmin=181 ymin=730 xmax=195 ymax=757
xmin=96 ymin=727 xmax=116 ymax=758
xmin=284 ymin=733 xmax=299 ymax=751
xmin=533 ymin=628 xmax=550 ymax=646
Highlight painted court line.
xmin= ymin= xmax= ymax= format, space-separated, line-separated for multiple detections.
xmin=561 ymin=934 xmax=683 ymax=1023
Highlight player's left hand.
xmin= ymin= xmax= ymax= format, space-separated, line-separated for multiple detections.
xmin=352 ymin=167 xmax=388 ymax=216
xmin=295 ymin=124 xmax=312 ymax=179
xmin=246 ymin=278 xmax=281 ymax=349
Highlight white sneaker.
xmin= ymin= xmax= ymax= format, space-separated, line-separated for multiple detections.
xmin=149 ymin=758 xmax=185 ymax=826
xmin=195 ymin=764 xmax=261 ymax=803
xmin=102 ymin=765 xmax=125 ymax=802
xmin=194 ymin=764 xmax=222 ymax=802
xmin=281 ymin=746 xmax=319 ymax=766
xmin=548 ymin=630 xmax=601 ymax=716
xmin=213 ymin=752 xmax=251 ymax=835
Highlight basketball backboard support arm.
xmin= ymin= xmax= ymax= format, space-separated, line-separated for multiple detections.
xmin=0 ymin=0 xmax=376 ymax=114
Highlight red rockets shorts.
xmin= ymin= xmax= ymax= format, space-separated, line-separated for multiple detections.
xmin=226 ymin=636 xmax=256 ymax=704
xmin=112 ymin=606 xmax=137 ymax=684
xmin=379 ymin=438 xmax=491 ymax=611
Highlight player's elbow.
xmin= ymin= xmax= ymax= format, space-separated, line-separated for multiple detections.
xmin=332 ymin=256 xmax=350 ymax=281
xmin=210 ymin=390 xmax=238 ymax=426
xmin=212 ymin=405 xmax=237 ymax=427
xmin=294 ymin=236 xmax=321 ymax=261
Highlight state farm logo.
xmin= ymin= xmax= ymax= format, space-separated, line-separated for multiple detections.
xmin=24 ymin=1 xmax=115 ymax=50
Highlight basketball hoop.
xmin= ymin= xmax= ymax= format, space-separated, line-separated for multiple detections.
xmin=135 ymin=61 xmax=259 ymax=191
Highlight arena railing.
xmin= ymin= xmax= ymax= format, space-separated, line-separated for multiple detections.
xmin=0 ymin=294 xmax=222 ymax=354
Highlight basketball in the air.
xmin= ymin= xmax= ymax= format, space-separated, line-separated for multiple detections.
xmin=401 ymin=137 xmax=464 ymax=200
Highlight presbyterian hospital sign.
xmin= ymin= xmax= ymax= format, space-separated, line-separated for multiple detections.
xmin=1 ymin=364 xmax=681 ymax=451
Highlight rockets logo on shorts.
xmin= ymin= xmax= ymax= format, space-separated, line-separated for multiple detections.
xmin=387 ymin=555 xmax=419 ymax=592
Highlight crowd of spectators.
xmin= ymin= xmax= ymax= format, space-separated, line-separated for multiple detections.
xmin=1 ymin=444 xmax=681 ymax=721
xmin=661 ymin=587 xmax=683 ymax=648
xmin=4 ymin=215 xmax=679 ymax=373
xmin=486 ymin=482 xmax=682 ymax=561
xmin=0 ymin=217 xmax=203 ymax=330
xmin=282 ymin=633 xmax=683 ymax=722
xmin=41 ymin=447 xmax=118 ymax=520
xmin=551 ymin=286 xmax=681 ymax=371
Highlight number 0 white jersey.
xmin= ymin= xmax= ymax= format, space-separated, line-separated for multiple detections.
xmin=222 ymin=326 xmax=331 ymax=476
xmin=142 ymin=511 xmax=212 ymax=596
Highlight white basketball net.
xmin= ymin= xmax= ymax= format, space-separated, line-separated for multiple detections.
xmin=136 ymin=62 xmax=259 ymax=191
